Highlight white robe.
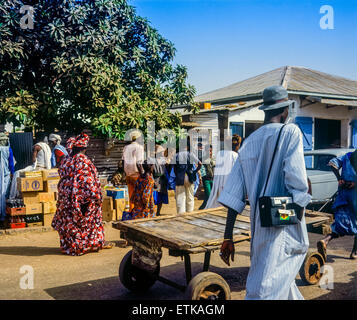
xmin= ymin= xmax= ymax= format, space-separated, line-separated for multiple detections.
xmin=218 ymin=123 xmax=312 ymax=300
xmin=205 ymin=150 xmax=238 ymax=209
xmin=9 ymin=142 xmax=52 ymax=199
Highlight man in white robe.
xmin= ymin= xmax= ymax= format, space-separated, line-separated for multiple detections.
xmin=218 ymin=86 xmax=312 ymax=300
xmin=205 ymin=142 xmax=238 ymax=209
xmin=205 ymin=134 xmax=242 ymax=209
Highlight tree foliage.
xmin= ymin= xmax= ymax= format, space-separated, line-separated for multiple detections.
xmin=0 ymin=0 xmax=198 ymax=138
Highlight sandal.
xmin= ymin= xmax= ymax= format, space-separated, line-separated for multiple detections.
xmin=102 ymin=241 xmax=115 ymax=249
xmin=317 ymin=240 xmax=327 ymax=262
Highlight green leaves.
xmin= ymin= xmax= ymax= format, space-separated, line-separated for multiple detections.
xmin=0 ymin=0 xmax=197 ymax=137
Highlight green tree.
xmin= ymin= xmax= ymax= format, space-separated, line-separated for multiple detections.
xmin=0 ymin=0 xmax=198 ymax=138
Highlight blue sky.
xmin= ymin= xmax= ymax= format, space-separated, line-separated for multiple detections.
xmin=130 ymin=0 xmax=357 ymax=95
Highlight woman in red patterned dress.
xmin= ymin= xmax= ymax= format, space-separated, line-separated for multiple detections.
xmin=52 ymin=133 xmax=113 ymax=256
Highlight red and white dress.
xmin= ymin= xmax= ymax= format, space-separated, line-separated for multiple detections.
xmin=52 ymin=153 xmax=105 ymax=255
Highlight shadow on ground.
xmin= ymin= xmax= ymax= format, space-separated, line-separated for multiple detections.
xmin=0 ymin=246 xmax=62 ymax=256
xmin=44 ymin=261 xmax=250 ymax=300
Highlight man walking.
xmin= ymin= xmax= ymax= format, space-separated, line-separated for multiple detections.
xmin=122 ymin=133 xmax=145 ymax=211
xmin=171 ymin=139 xmax=202 ymax=215
xmin=219 ymin=86 xmax=311 ymax=300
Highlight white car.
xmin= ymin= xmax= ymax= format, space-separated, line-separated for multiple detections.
xmin=305 ymin=148 xmax=355 ymax=211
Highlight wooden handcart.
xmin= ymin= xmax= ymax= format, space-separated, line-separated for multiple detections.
xmin=112 ymin=207 xmax=332 ymax=300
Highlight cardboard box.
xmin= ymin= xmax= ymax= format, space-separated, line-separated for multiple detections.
xmin=102 ymin=198 xmax=113 ymax=212
xmin=43 ymin=213 xmax=55 ymax=227
xmin=114 ymin=199 xmax=126 ymax=213
xmin=44 ymin=179 xmax=60 ymax=193
xmin=42 ymin=169 xmax=59 ymax=180
xmin=21 ymin=192 xmax=40 ymax=205
xmin=27 ymin=222 xmax=43 ymax=228
xmin=17 ymin=177 xmax=43 ymax=192
xmin=106 ymin=188 xmax=126 ymax=199
xmin=20 ymin=171 xmax=43 ymax=178
xmin=102 ymin=209 xmax=117 ymax=222
xmin=42 ymin=201 xmax=57 ymax=214
xmin=38 ymin=192 xmax=55 ymax=203
xmin=25 ymin=203 xmax=43 ymax=215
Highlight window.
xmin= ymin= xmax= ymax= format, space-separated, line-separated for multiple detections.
xmin=229 ymin=122 xmax=244 ymax=137
xmin=305 ymin=154 xmax=334 ymax=171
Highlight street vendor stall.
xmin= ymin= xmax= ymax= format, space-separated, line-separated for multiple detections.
xmin=113 ymin=207 xmax=332 ymax=300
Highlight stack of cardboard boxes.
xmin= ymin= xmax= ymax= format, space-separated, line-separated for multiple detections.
xmin=17 ymin=169 xmax=60 ymax=228
xmin=102 ymin=186 xmax=128 ymax=222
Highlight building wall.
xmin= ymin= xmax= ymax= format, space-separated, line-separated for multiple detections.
xmin=220 ymin=94 xmax=357 ymax=149
xmin=292 ymin=95 xmax=357 ymax=148
xmin=228 ymin=106 xmax=265 ymax=124
xmin=189 ymin=112 xmax=220 ymax=156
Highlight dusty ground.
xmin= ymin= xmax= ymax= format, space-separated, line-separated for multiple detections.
xmin=1 ymin=192 xmax=357 ymax=300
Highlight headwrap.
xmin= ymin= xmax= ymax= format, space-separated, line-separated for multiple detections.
xmin=0 ymin=132 xmax=9 ymax=147
xmin=73 ymin=133 xmax=90 ymax=148
xmin=49 ymin=133 xmax=62 ymax=145
xmin=66 ymin=137 xmax=76 ymax=151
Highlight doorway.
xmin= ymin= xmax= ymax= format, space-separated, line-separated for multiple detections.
xmin=314 ymin=118 xmax=341 ymax=149
xmin=245 ymin=122 xmax=263 ymax=138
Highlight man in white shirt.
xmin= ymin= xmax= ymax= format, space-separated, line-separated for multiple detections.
xmin=122 ymin=135 xmax=145 ymax=211
xmin=219 ymin=86 xmax=311 ymax=300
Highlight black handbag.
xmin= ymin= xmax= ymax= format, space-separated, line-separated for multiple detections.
xmin=186 ymin=154 xmax=197 ymax=184
xmin=258 ymin=125 xmax=303 ymax=227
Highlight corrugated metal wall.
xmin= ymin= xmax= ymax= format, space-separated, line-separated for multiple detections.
xmin=57 ymin=130 xmax=126 ymax=176
xmin=9 ymin=132 xmax=33 ymax=171
xmin=7 ymin=130 xmax=126 ymax=175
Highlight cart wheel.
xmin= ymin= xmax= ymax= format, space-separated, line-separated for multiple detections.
xmin=119 ymin=250 xmax=160 ymax=293
xmin=299 ymin=251 xmax=325 ymax=285
xmin=185 ymin=272 xmax=231 ymax=300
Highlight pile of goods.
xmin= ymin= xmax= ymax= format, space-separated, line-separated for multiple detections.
xmin=4 ymin=169 xmax=59 ymax=229
xmin=102 ymin=185 xmax=129 ymax=222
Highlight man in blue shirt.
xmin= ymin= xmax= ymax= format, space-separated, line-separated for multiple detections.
xmin=317 ymin=150 xmax=357 ymax=260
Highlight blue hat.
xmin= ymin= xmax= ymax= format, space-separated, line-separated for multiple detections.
xmin=259 ymin=85 xmax=294 ymax=111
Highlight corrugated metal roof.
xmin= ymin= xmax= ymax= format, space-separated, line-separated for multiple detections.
xmin=195 ymin=66 xmax=357 ymax=104
xmin=211 ymin=99 xmax=263 ymax=112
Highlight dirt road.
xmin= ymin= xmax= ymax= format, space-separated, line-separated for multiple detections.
xmin=1 ymin=198 xmax=356 ymax=300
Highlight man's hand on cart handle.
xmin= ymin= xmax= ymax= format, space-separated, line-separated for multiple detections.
xmin=220 ymin=240 xmax=235 ymax=266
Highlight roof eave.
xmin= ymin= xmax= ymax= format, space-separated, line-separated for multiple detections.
xmin=196 ymin=90 xmax=357 ymax=106
xmin=288 ymin=90 xmax=357 ymax=101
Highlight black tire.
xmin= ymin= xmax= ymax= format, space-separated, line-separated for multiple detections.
xmin=299 ymin=251 xmax=325 ymax=285
xmin=185 ymin=272 xmax=231 ymax=300
xmin=119 ymin=250 xmax=160 ymax=293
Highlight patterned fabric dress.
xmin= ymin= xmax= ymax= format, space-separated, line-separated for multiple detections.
xmin=130 ymin=174 xmax=156 ymax=219
xmin=52 ymin=153 xmax=105 ymax=255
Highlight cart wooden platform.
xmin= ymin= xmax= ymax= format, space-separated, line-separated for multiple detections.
xmin=112 ymin=207 xmax=332 ymax=300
